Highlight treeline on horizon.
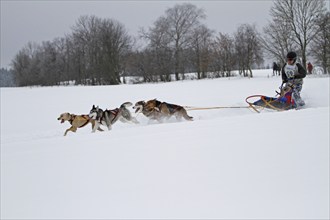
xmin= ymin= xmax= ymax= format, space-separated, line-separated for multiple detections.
xmin=2 ymin=0 xmax=329 ymax=87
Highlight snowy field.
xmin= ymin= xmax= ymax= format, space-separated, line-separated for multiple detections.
xmin=1 ymin=70 xmax=329 ymax=219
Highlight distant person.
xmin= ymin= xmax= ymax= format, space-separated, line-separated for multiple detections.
xmin=281 ymin=51 xmax=307 ymax=108
xmin=307 ymin=62 xmax=313 ymax=74
xmin=272 ymin=62 xmax=281 ymax=76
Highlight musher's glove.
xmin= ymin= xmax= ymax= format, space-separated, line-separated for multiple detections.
xmin=286 ymin=82 xmax=294 ymax=88
xmin=281 ymin=83 xmax=293 ymax=94
xmin=286 ymin=70 xmax=295 ymax=79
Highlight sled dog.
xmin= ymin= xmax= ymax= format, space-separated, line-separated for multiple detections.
xmin=89 ymin=102 xmax=139 ymax=132
xmin=133 ymin=99 xmax=193 ymax=122
xmin=133 ymin=100 xmax=163 ymax=122
xmin=57 ymin=112 xmax=103 ymax=136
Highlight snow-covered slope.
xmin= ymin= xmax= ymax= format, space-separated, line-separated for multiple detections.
xmin=1 ymin=70 xmax=329 ymax=219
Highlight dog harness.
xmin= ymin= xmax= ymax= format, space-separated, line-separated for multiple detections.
xmin=164 ymin=103 xmax=181 ymax=114
xmin=110 ymin=108 xmax=120 ymax=124
xmin=151 ymin=100 xmax=181 ymax=114
xmin=69 ymin=114 xmax=90 ymax=128
xmin=99 ymin=108 xmax=120 ymax=124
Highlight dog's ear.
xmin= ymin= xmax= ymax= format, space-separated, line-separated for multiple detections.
xmin=92 ymin=105 xmax=95 ymax=108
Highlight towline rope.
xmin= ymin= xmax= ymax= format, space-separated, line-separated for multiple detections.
xmin=184 ymin=105 xmax=254 ymax=111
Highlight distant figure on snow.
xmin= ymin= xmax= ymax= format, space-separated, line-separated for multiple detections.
xmin=307 ymin=62 xmax=313 ymax=74
xmin=281 ymin=51 xmax=307 ymax=108
xmin=272 ymin=62 xmax=281 ymax=76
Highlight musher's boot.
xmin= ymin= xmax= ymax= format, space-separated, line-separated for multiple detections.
xmin=292 ymin=90 xmax=305 ymax=108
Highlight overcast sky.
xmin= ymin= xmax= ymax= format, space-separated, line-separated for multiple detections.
xmin=1 ymin=0 xmax=320 ymax=69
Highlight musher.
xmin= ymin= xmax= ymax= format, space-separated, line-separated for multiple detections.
xmin=281 ymin=51 xmax=307 ymax=108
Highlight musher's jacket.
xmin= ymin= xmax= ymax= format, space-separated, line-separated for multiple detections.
xmin=281 ymin=62 xmax=306 ymax=86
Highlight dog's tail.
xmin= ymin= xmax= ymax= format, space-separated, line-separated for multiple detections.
xmin=120 ymin=102 xmax=133 ymax=108
xmin=184 ymin=114 xmax=194 ymax=121
xmin=182 ymin=108 xmax=194 ymax=121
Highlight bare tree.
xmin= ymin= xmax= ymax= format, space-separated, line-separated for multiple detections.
xmin=189 ymin=25 xmax=214 ymax=79
xmin=125 ymin=49 xmax=159 ymax=83
xmin=140 ymin=16 xmax=174 ymax=82
xmin=142 ymin=3 xmax=206 ymax=81
xmin=234 ymin=24 xmax=263 ymax=78
xmin=69 ymin=15 xmax=132 ymax=85
xmin=260 ymin=19 xmax=295 ymax=66
xmin=212 ymin=33 xmax=235 ymax=77
xmin=268 ymin=0 xmax=327 ymax=68
xmin=310 ymin=12 xmax=330 ymax=74
xmin=166 ymin=3 xmax=206 ymax=80
xmin=37 ymin=38 xmax=68 ymax=86
xmin=11 ymin=42 xmax=41 ymax=86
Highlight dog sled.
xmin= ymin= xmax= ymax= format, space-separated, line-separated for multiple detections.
xmin=245 ymin=83 xmax=299 ymax=112
xmin=245 ymin=92 xmax=295 ymax=113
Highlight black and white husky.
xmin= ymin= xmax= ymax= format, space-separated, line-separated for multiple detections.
xmin=89 ymin=102 xmax=139 ymax=132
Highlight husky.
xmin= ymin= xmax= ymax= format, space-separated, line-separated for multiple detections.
xmin=89 ymin=102 xmax=139 ymax=132
xmin=133 ymin=100 xmax=163 ymax=122
xmin=133 ymin=99 xmax=193 ymax=122
xmin=57 ymin=112 xmax=103 ymax=136
xmin=119 ymin=102 xmax=140 ymax=124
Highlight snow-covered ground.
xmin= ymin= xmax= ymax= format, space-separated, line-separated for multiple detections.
xmin=1 ymin=70 xmax=329 ymax=219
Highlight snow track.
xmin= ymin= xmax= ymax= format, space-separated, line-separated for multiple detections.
xmin=1 ymin=70 xmax=329 ymax=219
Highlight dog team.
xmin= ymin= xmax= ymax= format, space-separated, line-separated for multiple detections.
xmin=57 ymin=99 xmax=193 ymax=136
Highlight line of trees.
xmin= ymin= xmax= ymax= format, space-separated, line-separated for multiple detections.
xmin=6 ymin=0 xmax=330 ymax=87
xmin=11 ymin=16 xmax=132 ymax=86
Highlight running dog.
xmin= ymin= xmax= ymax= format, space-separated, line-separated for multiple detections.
xmin=133 ymin=100 xmax=163 ymax=122
xmin=89 ymin=102 xmax=139 ymax=132
xmin=120 ymin=102 xmax=140 ymax=124
xmin=57 ymin=113 xmax=103 ymax=136
xmin=133 ymin=99 xmax=193 ymax=122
